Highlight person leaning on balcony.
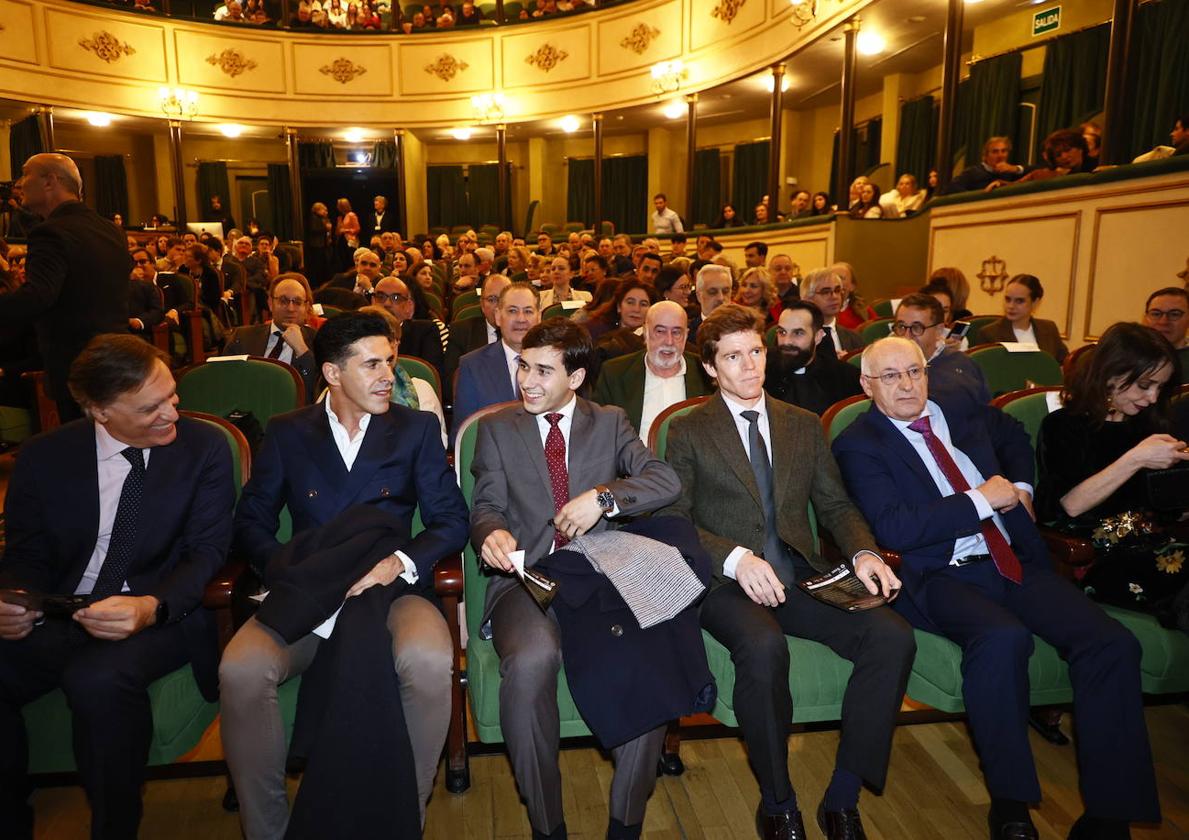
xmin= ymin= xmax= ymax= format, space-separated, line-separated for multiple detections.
xmin=941 ymin=136 xmax=1030 ymax=195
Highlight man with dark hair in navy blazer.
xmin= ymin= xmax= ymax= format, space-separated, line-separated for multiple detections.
xmin=832 ymin=337 xmax=1159 ymax=840
xmin=220 ymin=311 xmax=468 ymax=840
xmin=452 ymin=281 xmax=541 ymax=441
xmin=0 ymin=334 xmax=235 ymax=840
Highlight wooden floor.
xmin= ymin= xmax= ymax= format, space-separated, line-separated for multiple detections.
xmin=28 ymin=704 xmax=1189 ymax=839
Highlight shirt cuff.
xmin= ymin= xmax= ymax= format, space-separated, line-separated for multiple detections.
xmin=723 ymin=546 xmax=749 ymax=580
xmin=395 ymin=550 xmax=418 ymax=585
xmin=605 ymin=501 xmax=621 ymax=518
xmin=1013 ymin=482 xmax=1034 ymax=497
xmin=966 ymin=489 xmax=995 ymax=521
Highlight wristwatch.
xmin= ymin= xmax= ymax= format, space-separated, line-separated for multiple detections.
xmin=154 ymin=599 xmax=170 ymax=626
xmin=594 ymin=485 xmax=615 ymax=513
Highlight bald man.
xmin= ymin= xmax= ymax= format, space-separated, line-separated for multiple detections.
xmin=370 ymin=276 xmax=446 ymax=378
xmin=592 ymin=301 xmax=712 ymax=441
xmin=0 ymin=154 xmax=131 ymax=420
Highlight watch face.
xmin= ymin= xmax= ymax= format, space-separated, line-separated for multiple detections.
xmin=597 ymin=491 xmax=614 ymax=511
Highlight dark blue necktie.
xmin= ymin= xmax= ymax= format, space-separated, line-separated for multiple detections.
xmin=741 ymin=410 xmax=795 ymax=587
xmin=91 ymin=447 xmax=146 ymax=599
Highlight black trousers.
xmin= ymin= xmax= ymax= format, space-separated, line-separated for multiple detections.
xmin=0 ymin=615 xmax=192 ymax=840
xmin=700 ymin=581 xmax=915 ymax=805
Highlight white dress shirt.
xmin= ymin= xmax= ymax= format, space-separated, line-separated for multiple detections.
xmin=888 ymin=400 xmax=1032 ymax=564
xmin=75 ymin=423 xmax=149 ymax=595
xmin=1012 ymin=323 xmax=1038 ymax=345
xmin=822 ymin=319 xmax=842 ymax=355
xmin=639 ymin=357 xmax=688 ymax=445
xmin=719 ymin=393 xmax=773 ymax=580
xmin=486 ymin=321 xmax=498 ymax=344
xmin=263 ymin=322 xmax=295 ymax=366
xmin=501 ymin=340 xmax=521 ymax=398
xmin=650 ymin=207 xmax=684 ymax=235
xmin=533 ymin=396 xmax=620 ymax=518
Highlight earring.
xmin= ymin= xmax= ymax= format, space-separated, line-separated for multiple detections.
xmin=1106 ymin=392 xmax=1117 ymax=417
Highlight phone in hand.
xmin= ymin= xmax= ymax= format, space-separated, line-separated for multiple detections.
xmin=948 ymin=320 xmax=971 ymax=340
xmin=0 ymin=589 xmax=89 ymax=618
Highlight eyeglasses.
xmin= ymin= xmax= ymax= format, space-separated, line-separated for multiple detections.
xmin=358 ymin=261 xmax=380 ymax=268
xmin=133 ymin=257 xmax=151 ymax=264
xmin=272 ymin=296 xmax=307 ymax=308
xmin=863 ymin=366 xmax=926 ymax=387
xmin=1146 ymin=308 xmax=1185 ymax=322
xmin=813 ymin=285 xmax=843 ymax=297
xmin=891 ymin=321 xmax=937 ymax=337
xmin=371 ymin=291 xmax=409 ymax=304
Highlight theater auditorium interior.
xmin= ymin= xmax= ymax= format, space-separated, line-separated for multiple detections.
xmin=0 ymin=0 xmax=1187 ymax=837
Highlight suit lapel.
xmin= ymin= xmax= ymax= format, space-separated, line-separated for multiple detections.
xmin=514 ymin=408 xmax=554 ymax=491
xmin=683 ymin=354 xmax=709 ymax=397
xmin=866 ymin=405 xmax=942 ymax=496
xmin=64 ymin=424 xmax=101 ymax=575
xmin=300 ymin=406 xmax=351 ymax=492
xmin=565 ymin=399 xmax=596 ymax=496
xmin=336 ymin=412 xmax=394 ymax=506
xmin=622 ymin=356 xmax=646 ymax=432
xmin=705 ymin=394 xmax=762 ymax=506
xmin=767 ymin=399 xmax=798 ymax=508
xmin=485 ymin=342 xmax=516 ymax=402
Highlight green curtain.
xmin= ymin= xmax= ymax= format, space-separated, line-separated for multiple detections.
xmin=467 ymin=164 xmax=501 ymax=227
xmin=427 ymin=165 xmax=467 ymax=228
xmin=93 ymin=155 xmax=128 ymax=222
xmin=1127 ymin=0 xmax=1189 ymax=160
xmin=897 ymin=95 xmax=938 ymax=185
xmin=1035 ymin=23 xmax=1111 ymax=158
xmin=692 ymin=148 xmax=721 ymax=226
xmin=856 ymin=117 xmax=883 ymax=175
xmin=732 ymin=141 xmax=769 ymax=222
xmin=297 ymin=141 xmax=337 ymax=169
xmin=267 ymin=163 xmax=293 ymax=241
xmin=602 ymin=155 xmax=648 ymax=235
xmin=196 ymin=162 xmax=231 ymax=222
xmin=371 ymin=141 xmax=397 ymax=169
xmin=956 ymin=52 xmax=1023 ymax=164
xmin=8 ymin=116 xmax=45 ymax=180
xmin=566 ymin=158 xmax=594 ymax=226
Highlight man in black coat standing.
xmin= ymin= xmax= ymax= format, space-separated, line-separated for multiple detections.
xmin=0 ymin=154 xmax=131 ymax=421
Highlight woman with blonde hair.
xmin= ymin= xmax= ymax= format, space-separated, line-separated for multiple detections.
xmin=333 ymin=197 xmax=359 ymax=269
xmin=734 ymin=266 xmax=777 ymax=326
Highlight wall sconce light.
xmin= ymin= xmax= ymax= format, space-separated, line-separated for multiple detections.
xmin=158 ymin=87 xmax=199 ymax=120
xmin=650 ymin=60 xmax=687 ymax=96
xmin=471 ymin=93 xmax=507 ymax=123
xmin=788 ymin=0 xmax=816 ymax=30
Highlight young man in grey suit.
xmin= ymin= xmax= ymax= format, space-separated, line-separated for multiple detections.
xmin=661 ymin=304 xmax=915 ymax=840
xmin=470 ymin=318 xmax=682 ymax=840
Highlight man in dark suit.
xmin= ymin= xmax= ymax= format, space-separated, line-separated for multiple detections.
xmin=325 ymin=249 xmax=383 ymax=295
xmin=0 ymin=154 xmax=131 ymax=421
xmin=764 ymin=300 xmax=861 ymax=415
xmin=369 ymin=275 xmax=445 ymax=378
xmin=471 ymin=319 xmax=683 ymax=840
xmin=452 ymin=281 xmax=540 ymax=441
xmin=128 ymin=273 xmax=165 ymax=338
xmin=220 ymin=312 xmax=468 ymax=838
xmin=941 ymin=136 xmax=1029 ymax=195
xmin=222 ymin=274 xmax=319 ymax=401
xmin=0 ymin=335 xmax=234 ymax=839
xmin=362 ymin=195 xmax=400 ymax=239
xmin=592 ymin=300 xmax=712 ymax=440
xmin=894 ymin=294 xmax=991 ymax=406
xmin=832 ymin=337 xmax=1158 ymax=840
xmin=802 ymin=268 xmax=862 ymax=355
xmin=661 ymin=305 xmax=914 ymax=840
xmin=445 ymin=273 xmax=509 ymax=383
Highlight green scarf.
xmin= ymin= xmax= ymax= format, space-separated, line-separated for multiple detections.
xmin=391 ymin=364 xmax=420 ymax=411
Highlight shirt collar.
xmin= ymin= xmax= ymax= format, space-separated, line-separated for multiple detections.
xmin=886 ymin=399 xmax=939 ymax=433
xmin=325 ymin=391 xmax=372 ymax=436
xmin=535 ymin=394 xmax=577 ymax=423
xmin=95 ymin=421 xmax=137 ymax=461
xmin=721 ymin=391 xmax=767 ymax=422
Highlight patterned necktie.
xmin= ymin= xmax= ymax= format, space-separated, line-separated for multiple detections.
xmin=267 ymin=330 xmax=286 ymax=359
xmin=91 ymin=447 xmax=147 ymax=599
xmin=740 ymin=410 xmax=796 ymax=586
xmin=907 ymin=415 xmax=1023 ymax=584
xmin=544 ymin=413 xmax=570 ymax=549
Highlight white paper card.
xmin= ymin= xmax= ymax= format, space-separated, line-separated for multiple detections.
xmin=1045 ymin=391 xmax=1065 ymax=413
xmin=507 ymin=549 xmax=526 ymax=579
xmin=561 ymin=300 xmax=587 ymax=310
xmin=208 ymin=354 xmax=250 ymax=362
xmin=311 ymin=605 xmax=342 ymax=639
xmin=889 ymin=298 xmax=902 ymax=312
xmin=1000 ymin=342 xmax=1042 ymax=353
xmin=313 ymin=303 xmax=325 ymax=316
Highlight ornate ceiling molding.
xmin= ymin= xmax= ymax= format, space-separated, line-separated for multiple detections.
xmin=525 ymin=43 xmax=568 ymax=73
xmin=620 ymin=23 xmax=660 ymax=55
xmin=424 ymin=54 xmax=469 ymax=82
xmin=206 ymin=48 xmax=258 ymax=78
xmin=78 ymin=31 xmax=136 ymax=64
xmin=711 ymin=0 xmax=746 ymax=25
xmin=319 ymin=57 xmax=367 ymax=84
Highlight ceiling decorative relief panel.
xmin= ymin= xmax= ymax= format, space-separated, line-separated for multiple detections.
xmin=596 ymin=2 xmax=681 ymax=75
xmin=175 ymin=30 xmax=285 ymax=93
xmin=0 ymin=0 xmax=39 ymax=65
xmin=398 ymin=39 xmax=494 ymax=94
xmin=292 ymin=42 xmax=393 ymax=95
xmin=44 ymin=8 xmax=166 ymax=81
xmin=502 ymin=25 xmax=590 ymax=87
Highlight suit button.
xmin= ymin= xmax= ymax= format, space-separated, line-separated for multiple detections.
xmin=380 ymin=487 xmax=390 ymax=497
xmin=308 ymin=489 xmax=318 ymax=498
xmin=622 ymin=495 xmax=636 ymax=504
xmin=610 ymin=624 xmax=623 ymax=637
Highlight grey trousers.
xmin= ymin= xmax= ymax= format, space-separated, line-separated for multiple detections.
xmin=218 ymin=594 xmax=452 ymax=840
xmin=491 ymin=586 xmax=667 ymax=834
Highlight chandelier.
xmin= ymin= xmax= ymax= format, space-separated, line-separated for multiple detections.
xmin=650 ymin=60 xmax=687 ymax=96
xmin=158 ymin=87 xmax=199 ymax=120
xmin=470 ymin=93 xmax=507 ymax=123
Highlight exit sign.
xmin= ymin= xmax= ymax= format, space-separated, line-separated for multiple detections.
xmin=1032 ymin=6 xmax=1061 ymax=36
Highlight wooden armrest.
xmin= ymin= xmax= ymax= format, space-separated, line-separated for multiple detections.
xmin=435 ymin=553 xmax=463 ymax=598
xmin=1040 ymin=526 xmax=1095 ymax=570
xmin=203 ymin=559 xmax=246 ymax=610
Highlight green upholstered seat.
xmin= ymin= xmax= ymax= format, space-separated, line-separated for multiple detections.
xmin=968 ymin=344 xmax=1063 ymax=398
xmin=177 ymin=357 xmax=304 ymax=429
xmin=1104 ymin=606 xmax=1189 ymax=694
xmin=398 ymin=355 xmax=442 ymax=403
xmin=965 ymin=315 xmax=1001 ymax=337
xmin=0 ymin=406 xmax=32 ymax=444
xmin=452 ymin=304 xmax=483 ymax=322
xmin=451 ymin=289 xmax=479 ymax=317
xmin=858 ymin=318 xmax=894 ymax=346
xmin=871 ymin=299 xmax=894 ymax=318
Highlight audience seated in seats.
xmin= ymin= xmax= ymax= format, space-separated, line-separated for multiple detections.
xmin=593 ymin=281 xmax=657 ymax=366
xmin=1133 ymin=113 xmax=1189 ymax=162
xmin=833 ymin=335 xmax=1160 ymax=840
xmin=0 ymin=335 xmax=235 ymax=840
xmin=894 ymin=293 xmax=991 ymax=406
xmin=787 ymin=190 xmax=812 ymax=219
xmin=127 ymin=270 xmax=164 ymax=339
xmin=221 ymin=312 xmax=467 ymax=837
xmin=1037 ymin=323 xmax=1189 ymax=625
xmin=927 ymin=266 xmax=973 ymax=320
xmin=635 ymin=252 xmax=663 ymax=288
xmin=326 ymin=248 xmax=383 ymax=296
xmin=1010 ymin=130 xmax=1093 ymax=186
xmin=225 ymin=236 xmax=270 ymax=317
xmin=919 ymin=281 xmax=969 ymax=352
xmin=713 ymin=203 xmax=745 ymax=228
xmin=1142 ymin=286 xmax=1189 ymax=375
xmin=1080 ymin=121 xmax=1103 ymax=171
xmin=687 ymin=263 xmax=733 ymax=341
xmin=847 ymin=182 xmax=882 ymax=219
xmin=809 ymin=192 xmax=833 ymax=216
xmin=753 ymin=201 xmax=772 ymax=226
xmin=452 ymin=281 xmax=541 ymax=441
xmin=768 ymin=255 xmax=800 ymax=313
xmin=663 ymin=233 xmax=688 ymax=264
xmin=456 ymin=0 xmax=484 ymax=24
xmin=539 ymin=256 xmax=593 ymax=309
xmin=369 ymin=275 xmax=447 ymax=382
xmin=661 ymin=304 xmax=914 ymax=840
xmin=180 ymin=243 xmax=226 ymax=318
xmin=592 ymin=300 xmax=712 ymax=440
xmin=974 ymin=274 xmax=1069 ymax=363
xmin=735 ymin=267 xmax=776 ymax=328
xmin=879 ymin=174 xmax=927 ymax=218
xmin=446 ymin=273 xmax=509 ymax=383
xmin=764 ymin=300 xmax=862 ymax=416
xmin=801 ymin=268 xmax=863 ymax=356
xmin=222 ymin=273 xmax=319 ymax=402
xmin=941 ymin=136 xmax=1029 ymax=195
xmin=655 ymin=265 xmax=693 ymax=314
xmin=831 ymin=262 xmax=876 ymax=330
xmin=470 ymin=317 xmax=683 ymax=840
xmin=743 ymin=241 xmax=768 ymax=269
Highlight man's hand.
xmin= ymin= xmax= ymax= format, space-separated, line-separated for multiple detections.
xmin=166 ymin=308 xmax=180 ymax=325
xmin=353 ymin=275 xmax=374 ymax=294
xmin=1016 ymin=488 xmax=1036 ymax=521
xmin=128 ymin=317 xmax=144 ymax=331
xmin=346 ymin=554 xmax=404 ymax=598
xmin=552 ymin=489 xmax=604 ymax=540
xmin=736 ymin=552 xmax=786 ymax=608
xmin=977 ymin=475 xmax=1020 ymax=512
xmin=0 ymin=600 xmax=41 ymax=641
xmin=853 ymin=551 xmax=901 ymax=601
xmin=74 ymin=596 xmax=158 ymax=641
xmin=281 ymin=323 xmax=309 ymax=356
xmin=992 ymin=162 xmax=1020 ymax=173
xmin=480 ymin=529 xmax=519 ymax=573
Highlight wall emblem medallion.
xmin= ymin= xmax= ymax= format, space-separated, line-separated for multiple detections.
xmin=320 ymin=58 xmax=367 ymax=84
xmin=525 ymin=43 xmax=568 ymax=73
xmin=711 ymin=0 xmax=746 ymax=24
xmin=78 ymin=31 xmax=136 ymax=64
xmin=977 ymin=255 xmax=1009 ymax=295
xmin=620 ymin=24 xmax=661 ymax=55
xmin=425 ymin=54 xmax=469 ymax=82
xmin=206 ymin=49 xmax=258 ymax=78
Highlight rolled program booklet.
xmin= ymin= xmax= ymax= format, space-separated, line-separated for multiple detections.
xmin=797 ymin=564 xmax=889 ymax=612
xmin=507 ymin=550 xmax=560 ymax=612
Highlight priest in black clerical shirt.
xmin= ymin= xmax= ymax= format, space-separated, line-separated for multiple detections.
xmin=764 ymin=301 xmax=861 ymax=416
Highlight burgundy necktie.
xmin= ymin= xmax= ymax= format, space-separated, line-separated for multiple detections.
xmin=544 ymin=413 xmax=570 ymax=549
xmin=267 ymin=330 xmax=285 ymax=359
xmin=907 ymin=415 xmax=1023 ymax=584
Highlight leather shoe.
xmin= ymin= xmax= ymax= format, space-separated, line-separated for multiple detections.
xmin=756 ymin=804 xmax=807 ymax=840
xmin=817 ymin=799 xmax=868 ymax=839
xmin=989 ymin=811 xmax=1038 ymax=840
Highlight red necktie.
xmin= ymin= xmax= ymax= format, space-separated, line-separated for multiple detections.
xmin=267 ymin=330 xmax=285 ymax=359
xmin=544 ymin=413 xmax=569 ymax=549
xmin=907 ymin=415 xmax=1023 ymax=584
